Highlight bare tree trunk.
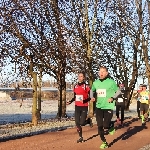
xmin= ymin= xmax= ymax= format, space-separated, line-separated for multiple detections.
xmin=57 ymin=90 xmax=61 ymax=118
xmin=141 ymin=0 xmax=150 ymax=88
xmin=61 ymin=74 xmax=66 ymax=117
xmin=125 ymin=45 xmax=138 ymax=110
xmin=147 ymin=1 xmax=150 ymax=90
xmin=37 ymin=71 xmax=42 ymax=120
xmin=57 ymin=69 xmax=67 ymax=118
xmin=52 ymin=0 xmax=67 ymax=119
xmin=32 ymin=72 xmax=38 ymax=126
xmin=57 ymin=80 xmax=62 ymax=119
xmin=84 ymin=0 xmax=94 ymax=117
xmin=88 ymin=77 xmax=94 ymax=117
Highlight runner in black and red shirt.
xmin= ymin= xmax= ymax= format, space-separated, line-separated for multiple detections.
xmin=67 ymin=72 xmax=93 ymax=143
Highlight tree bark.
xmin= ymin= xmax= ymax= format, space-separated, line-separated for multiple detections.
xmin=37 ymin=71 xmax=42 ymax=120
xmin=125 ymin=45 xmax=138 ymax=110
xmin=88 ymin=73 xmax=94 ymax=118
xmin=146 ymin=0 xmax=150 ymax=82
xmin=32 ymin=72 xmax=38 ymax=126
xmin=57 ymin=80 xmax=62 ymax=119
xmin=57 ymin=65 xmax=67 ymax=118
xmin=84 ymin=0 xmax=95 ymax=117
xmin=61 ymin=74 xmax=66 ymax=118
xmin=51 ymin=0 xmax=67 ymax=119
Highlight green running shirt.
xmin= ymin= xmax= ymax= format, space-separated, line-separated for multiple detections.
xmin=91 ymin=78 xmax=118 ymax=110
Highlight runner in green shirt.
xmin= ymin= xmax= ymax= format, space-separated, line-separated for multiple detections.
xmin=90 ymin=66 xmax=121 ymax=149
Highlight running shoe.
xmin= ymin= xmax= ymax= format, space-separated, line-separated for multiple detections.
xmin=109 ymin=127 xmax=115 ymax=135
xmin=100 ymin=142 xmax=108 ymax=149
xmin=77 ymin=137 xmax=84 ymax=143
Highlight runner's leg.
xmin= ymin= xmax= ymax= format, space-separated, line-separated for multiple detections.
xmin=121 ymin=104 xmax=125 ymax=124
xmin=96 ymin=108 xmax=106 ymax=142
xmin=75 ymin=106 xmax=82 ymax=140
xmin=140 ymin=103 xmax=145 ymax=124
xmin=144 ymin=104 xmax=149 ymax=122
xmin=116 ymin=105 xmax=120 ymax=125
xmin=137 ymin=101 xmax=141 ymax=118
xmin=116 ymin=105 xmax=120 ymax=119
xmin=103 ymin=110 xmax=115 ymax=135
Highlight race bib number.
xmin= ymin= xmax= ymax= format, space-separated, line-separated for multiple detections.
xmin=76 ymin=95 xmax=83 ymax=101
xmin=118 ymin=98 xmax=123 ymax=102
xmin=141 ymin=96 xmax=148 ymax=101
xmin=97 ymin=89 xmax=106 ymax=97
xmin=141 ymin=98 xmax=146 ymax=101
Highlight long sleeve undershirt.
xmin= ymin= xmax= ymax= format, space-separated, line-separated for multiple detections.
xmin=112 ymin=89 xmax=122 ymax=99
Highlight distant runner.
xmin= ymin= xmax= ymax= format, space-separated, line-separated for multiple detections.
xmin=136 ymin=84 xmax=143 ymax=119
xmin=115 ymin=84 xmax=126 ymax=126
xmin=139 ymin=85 xmax=150 ymax=125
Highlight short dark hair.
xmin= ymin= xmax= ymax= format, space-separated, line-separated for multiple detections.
xmin=142 ymin=84 xmax=147 ymax=88
xmin=99 ymin=66 xmax=108 ymax=72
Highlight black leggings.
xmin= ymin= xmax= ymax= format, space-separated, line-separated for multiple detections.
xmin=116 ymin=104 xmax=125 ymax=122
xmin=75 ymin=106 xmax=89 ymax=137
xmin=137 ymin=101 xmax=141 ymax=117
xmin=96 ymin=108 xmax=114 ymax=142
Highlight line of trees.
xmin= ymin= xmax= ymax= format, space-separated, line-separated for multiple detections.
xmin=0 ymin=0 xmax=149 ymax=125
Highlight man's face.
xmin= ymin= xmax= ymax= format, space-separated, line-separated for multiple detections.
xmin=142 ymin=87 xmax=146 ymax=91
xmin=99 ymin=68 xmax=108 ymax=79
xmin=119 ymin=84 xmax=124 ymax=89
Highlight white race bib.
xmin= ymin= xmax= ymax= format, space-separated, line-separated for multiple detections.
xmin=141 ymin=96 xmax=147 ymax=101
xmin=96 ymin=89 xmax=106 ymax=97
xmin=118 ymin=98 xmax=123 ymax=102
xmin=76 ymin=95 xmax=83 ymax=101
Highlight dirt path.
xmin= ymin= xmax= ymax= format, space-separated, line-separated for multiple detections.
xmin=0 ymin=118 xmax=150 ymax=150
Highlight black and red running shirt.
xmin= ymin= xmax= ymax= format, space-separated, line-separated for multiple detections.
xmin=71 ymin=82 xmax=90 ymax=107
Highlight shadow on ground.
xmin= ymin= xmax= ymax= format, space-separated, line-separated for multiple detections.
xmin=109 ymin=118 xmax=148 ymax=148
xmin=84 ymin=134 xmax=99 ymax=142
xmin=83 ymin=117 xmax=140 ymax=142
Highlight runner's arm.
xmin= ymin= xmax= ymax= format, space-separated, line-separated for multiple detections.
xmin=111 ymin=89 xmax=122 ymax=100
xmin=68 ymin=92 xmax=76 ymax=104
xmin=110 ymin=81 xmax=121 ymax=100
xmin=82 ymin=90 xmax=91 ymax=103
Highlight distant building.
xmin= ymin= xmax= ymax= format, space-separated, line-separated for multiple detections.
xmin=0 ymin=91 xmax=11 ymax=100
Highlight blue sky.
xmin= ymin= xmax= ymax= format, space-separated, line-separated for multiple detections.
xmin=0 ymin=63 xmax=148 ymax=90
